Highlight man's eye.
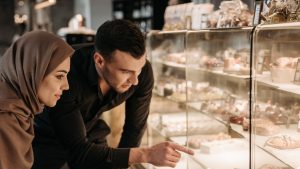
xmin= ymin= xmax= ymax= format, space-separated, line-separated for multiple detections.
xmin=56 ymin=75 xmax=64 ymax=80
xmin=122 ymin=71 xmax=131 ymax=74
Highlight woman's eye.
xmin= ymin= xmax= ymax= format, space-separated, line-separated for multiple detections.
xmin=56 ymin=75 xmax=64 ymax=80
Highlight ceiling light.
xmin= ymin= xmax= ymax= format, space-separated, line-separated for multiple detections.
xmin=34 ymin=0 xmax=56 ymax=10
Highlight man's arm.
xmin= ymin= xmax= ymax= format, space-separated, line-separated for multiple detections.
xmin=119 ymin=60 xmax=154 ymax=147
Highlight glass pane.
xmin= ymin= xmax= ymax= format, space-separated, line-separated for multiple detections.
xmin=185 ymin=28 xmax=252 ymax=169
xmin=146 ymin=31 xmax=188 ymax=169
xmin=252 ymin=23 xmax=300 ymax=169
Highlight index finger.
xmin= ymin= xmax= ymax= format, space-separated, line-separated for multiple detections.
xmin=170 ymin=143 xmax=194 ymax=155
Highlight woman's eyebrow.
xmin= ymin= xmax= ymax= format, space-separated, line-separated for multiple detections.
xmin=57 ymin=70 xmax=68 ymax=74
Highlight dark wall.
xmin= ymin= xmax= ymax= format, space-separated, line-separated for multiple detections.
xmin=0 ymin=0 xmax=15 ymax=55
xmin=50 ymin=0 xmax=74 ymax=33
xmin=152 ymin=0 xmax=168 ymax=30
xmin=0 ymin=0 xmax=75 ymax=55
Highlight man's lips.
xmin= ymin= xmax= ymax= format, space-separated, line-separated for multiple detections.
xmin=122 ymin=84 xmax=131 ymax=88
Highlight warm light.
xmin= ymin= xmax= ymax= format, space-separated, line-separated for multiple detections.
xmin=18 ymin=0 xmax=24 ymax=6
xmin=14 ymin=14 xmax=28 ymax=23
xmin=34 ymin=0 xmax=56 ymax=10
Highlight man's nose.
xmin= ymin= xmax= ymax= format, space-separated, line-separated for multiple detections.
xmin=130 ymin=74 xmax=139 ymax=86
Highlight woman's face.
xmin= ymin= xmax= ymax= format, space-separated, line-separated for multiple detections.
xmin=37 ymin=57 xmax=71 ymax=107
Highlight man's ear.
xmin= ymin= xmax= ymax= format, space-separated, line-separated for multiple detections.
xmin=94 ymin=52 xmax=105 ymax=68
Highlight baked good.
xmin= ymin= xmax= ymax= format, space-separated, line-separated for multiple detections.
xmin=253 ymin=119 xmax=280 ymax=136
xmin=203 ymin=57 xmax=224 ymax=71
xmin=169 ymin=92 xmax=186 ymax=102
xmin=255 ymin=102 xmax=299 ymax=125
xmin=187 ymin=86 xmax=225 ymax=101
xmin=270 ymin=57 xmax=298 ymax=83
xmin=229 ymin=115 xmax=244 ymax=124
xmin=200 ymin=138 xmax=248 ymax=154
xmin=270 ymin=67 xmax=296 ymax=83
xmin=258 ymin=164 xmax=283 ymax=169
xmin=160 ymin=115 xmax=228 ymax=137
xmin=165 ymin=53 xmax=186 ymax=64
xmin=255 ymin=125 xmax=280 ymax=136
xmin=242 ymin=118 xmax=249 ymax=131
xmin=272 ymin=57 xmax=298 ymax=68
xmin=187 ymin=133 xmax=231 ymax=149
xmin=264 ymin=135 xmax=300 ymax=149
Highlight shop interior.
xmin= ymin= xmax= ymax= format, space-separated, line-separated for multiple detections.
xmin=1 ymin=0 xmax=300 ymax=169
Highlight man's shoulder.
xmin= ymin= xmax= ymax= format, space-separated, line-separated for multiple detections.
xmin=73 ymin=44 xmax=94 ymax=58
xmin=135 ymin=59 xmax=154 ymax=89
xmin=141 ymin=60 xmax=153 ymax=78
xmin=71 ymin=44 xmax=95 ymax=70
xmin=72 ymin=43 xmax=94 ymax=51
xmin=68 ymin=44 xmax=98 ymax=90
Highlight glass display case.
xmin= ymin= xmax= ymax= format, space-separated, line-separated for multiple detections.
xmin=185 ymin=28 xmax=252 ymax=169
xmin=252 ymin=23 xmax=300 ymax=169
xmin=185 ymin=27 xmax=290 ymax=169
xmin=145 ymin=30 xmax=190 ymax=169
xmin=143 ymin=24 xmax=300 ymax=169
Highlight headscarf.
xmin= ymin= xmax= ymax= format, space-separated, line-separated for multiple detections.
xmin=0 ymin=30 xmax=74 ymax=117
xmin=0 ymin=31 xmax=74 ymax=169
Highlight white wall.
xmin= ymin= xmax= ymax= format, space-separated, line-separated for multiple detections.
xmin=74 ymin=0 xmax=91 ymax=27
xmin=75 ymin=0 xmax=112 ymax=31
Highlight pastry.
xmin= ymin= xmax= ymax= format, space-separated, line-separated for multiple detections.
xmin=161 ymin=116 xmax=227 ymax=137
xmin=165 ymin=53 xmax=186 ymax=64
xmin=270 ymin=66 xmax=296 ymax=83
xmin=253 ymin=119 xmax=280 ymax=136
xmin=200 ymin=138 xmax=248 ymax=154
xmin=270 ymin=57 xmax=298 ymax=83
xmin=255 ymin=102 xmax=299 ymax=124
xmin=229 ymin=115 xmax=244 ymax=124
xmin=264 ymin=135 xmax=300 ymax=149
xmin=187 ymin=133 xmax=231 ymax=149
xmin=259 ymin=164 xmax=283 ymax=169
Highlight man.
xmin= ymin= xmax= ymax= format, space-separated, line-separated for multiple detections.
xmin=32 ymin=20 xmax=193 ymax=169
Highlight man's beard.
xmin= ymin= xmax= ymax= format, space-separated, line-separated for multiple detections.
xmin=101 ymin=67 xmax=130 ymax=94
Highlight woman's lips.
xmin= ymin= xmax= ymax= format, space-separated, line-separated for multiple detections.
xmin=55 ymin=94 xmax=61 ymax=99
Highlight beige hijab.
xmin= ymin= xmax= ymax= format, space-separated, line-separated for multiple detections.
xmin=0 ymin=31 xmax=74 ymax=169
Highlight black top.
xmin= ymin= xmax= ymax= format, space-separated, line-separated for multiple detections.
xmin=33 ymin=45 xmax=154 ymax=168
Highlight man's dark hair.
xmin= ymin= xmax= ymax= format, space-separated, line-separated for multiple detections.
xmin=94 ymin=19 xmax=145 ymax=60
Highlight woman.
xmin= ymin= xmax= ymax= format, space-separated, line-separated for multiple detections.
xmin=0 ymin=31 xmax=74 ymax=169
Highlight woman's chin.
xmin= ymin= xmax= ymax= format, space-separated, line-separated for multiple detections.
xmin=45 ymin=101 xmax=57 ymax=107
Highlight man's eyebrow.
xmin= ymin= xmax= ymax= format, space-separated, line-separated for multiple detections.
xmin=118 ymin=60 xmax=146 ymax=72
xmin=119 ymin=68 xmax=134 ymax=72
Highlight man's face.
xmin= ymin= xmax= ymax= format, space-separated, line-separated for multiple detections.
xmin=97 ymin=50 xmax=146 ymax=93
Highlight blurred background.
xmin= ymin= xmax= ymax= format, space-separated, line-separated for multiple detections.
xmin=0 ymin=0 xmax=253 ymax=56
